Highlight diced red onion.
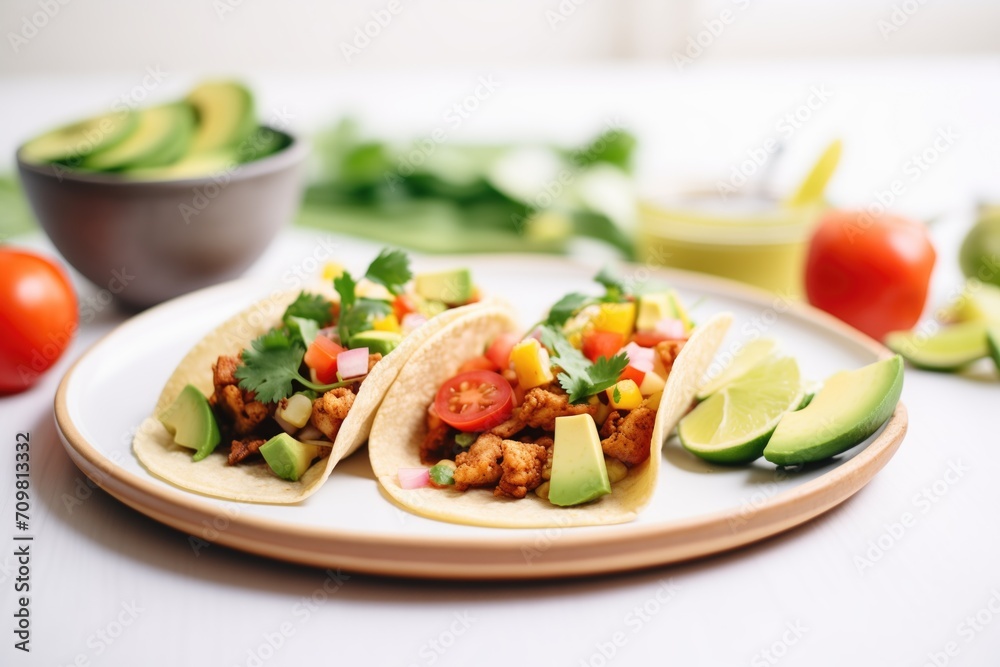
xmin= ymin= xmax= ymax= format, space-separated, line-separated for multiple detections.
xmin=655 ymin=318 xmax=687 ymax=340
xmin=273 ymin=413 xmax=298 ymax=435
xmin=337 ymin=347 xmax=369 ymax=379
xmin=623 ymin=341 xmax=655 ymax=372
xmin=296 ymin=425 xmax=324 ymax=442
xmin=398 ymin=467 xmax=430 ymax=489
xmin=318 ymin=326 xmax=341 ymax=345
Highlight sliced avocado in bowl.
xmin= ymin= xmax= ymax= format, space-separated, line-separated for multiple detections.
xmin=763 ymin=355 xmax=904 ymax=466
xmin=186 ymin=80 xmax=256 ymax=153
xmin=82 ymin=103 xmax=196 ymax=171
xmin=20 ymin=110 xmax=138 ymax=165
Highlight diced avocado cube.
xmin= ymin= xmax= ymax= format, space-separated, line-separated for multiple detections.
xmin=259 ymin=433 xmax=323 ymax=481
xmin=636 ymin=293 xmax=673 ymax=331
xmin=158 ymin=384 xmax=221 ymax=461
xmin=548 ymin=414 xmax=612 ymax=507
xmin=414 ymin=268 xmax=473 ymax=305
xmin=350 ymin=329 xmax=403 ymax=356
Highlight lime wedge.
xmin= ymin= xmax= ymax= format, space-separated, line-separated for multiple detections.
xmin=939 ymin=281 xmax=1000 ymax=325
xmin=697 ymin=338 xmax=777 ymax=400
xmin=785 ymin=139 xmax=842 ymax=208
xmin=885 ymin=321 xmax=989 ymax=371
xmin=987 ymin=326 xmax=1000 ymax=372
xmin=680 ymin=356 xmax=803 ymax=464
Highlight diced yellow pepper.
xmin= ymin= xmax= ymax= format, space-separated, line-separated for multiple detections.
xmin=639 ymin=369 xmax=666 ymax=395
xmin=322 ymin=262 xmax=345 ymax=280
xmin=511 ymin=339 xmax=555 ymax=389
xmin=606 ymin=379 xmax=643 ymax=410
xmin=373 ymin=313 xmax=401 ymax=333
xmin=594 ymin=302 xmax=636 ymax=338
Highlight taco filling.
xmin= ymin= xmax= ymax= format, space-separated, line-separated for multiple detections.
xmin=406 ymin=269 xmax=699 ymax=506
xmin=155 ymin=249 xmax=482 ymax=483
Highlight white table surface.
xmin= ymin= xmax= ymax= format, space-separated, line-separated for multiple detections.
xmin=3 ymin=60 xmax=1000 ymax=666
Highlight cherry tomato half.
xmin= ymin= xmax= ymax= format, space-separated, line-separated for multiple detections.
xmin=632 ymin=330 xmax=676 ymax=348
xmin=582 ymin=330 xmax=624 ymax=362
xmin=805 ymin=210 xmax=936 ymax=340
xmin=433 ymin=370 xmax=513 ymax=432
xmin=0 ymin=248 xmax=78 ymax=394
xmin=304 ymin=336 xmax=345 ymax=384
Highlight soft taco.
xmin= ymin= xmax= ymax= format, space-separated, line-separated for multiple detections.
xmin=133 ymin=249 xmax=505 ymax=503
xmin=368 ymin=269 xmax=732 ymax=527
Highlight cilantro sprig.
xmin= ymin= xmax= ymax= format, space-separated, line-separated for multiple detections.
xmin=542 ymin=265 xmax=631 ymax=327
xmin=335 ymin=249 xmax=412 ymax=345
xmin=234 ymin=329 xmax=350 ymax=404
xmin=540 ymin=326 xmax=628 ymax=403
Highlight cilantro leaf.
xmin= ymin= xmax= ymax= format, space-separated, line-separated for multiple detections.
xmin=594 ymin=265 xmax=626 ymax=302
xmin=235 ymin=336 xmax=307 ymax=404
xmin=613 ymin=385 xmax=622 ymax=403
xmin=365 ymin=248 xmax=412 ymax=295
xmin=283 ymin=292 xmax=334 ymax=327
xmin=334 ymin=271 xmax=357 ymax=311
xmin=341 ymin=298 xmax=392 ymax=345
xmin=545 ymin=292 xmax=594 ymax=327
xmin=541 ymin=325 xmax=629 ymax=403
xmin=236 ymin=330 xmax=352 ymax=403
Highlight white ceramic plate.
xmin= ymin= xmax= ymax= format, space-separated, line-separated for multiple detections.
xmin=55 ymin=255 xmax=906 ymax=580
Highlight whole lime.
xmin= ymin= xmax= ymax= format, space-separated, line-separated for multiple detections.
xmin=960 ymin=207 xmax=1000 ymax=287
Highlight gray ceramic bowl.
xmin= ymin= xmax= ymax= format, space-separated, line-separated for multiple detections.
xmin=16 ymin=127 xmax=307 ymax=309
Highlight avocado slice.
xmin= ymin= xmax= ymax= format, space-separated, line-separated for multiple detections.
xmin=259 ymin=433 xmax=323 ymax=481
xmin=20 ymin=110 xmax=137 ymax=166
xmin=763 ymin=356 xmax=904 ymax=466
xmin=635 ymin=293 xmax=673 ymax=332
xmin=414 ymin=268 xmax=473 ymax=305
xmin=83 ymin=103 xmax=196 ymax=171
xmin=548 ymin=414 xmax=611 ymax=506
xmin=157 ymin=384 xmax=221 ymax=461
xmin=885 ymin=321 xmax=989 ymax=372
xmin=235 ymin=126 xmax=291 ymax=163
xmin=350 ymin=330 xmax=403 ymax=356
xmin=127 ymin=149 xmax=238 ymax=181
xmin=987 ymin=326 xmax=1000 ymax=373
xmin=187 ymin=80 xmax=256 ymax=153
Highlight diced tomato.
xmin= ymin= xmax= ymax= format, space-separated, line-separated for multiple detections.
xmin=393 ymin=294 xmax=416 ymax=323
xmin=457 ymin=355 xmax=500 ymax=374
xmin=304 ymin=336 xmax=345 ymax=384
xmin=619 ymin=364 xmax=646 ymax=386
xmin=582 ymin=330 xmax=625 ymax=363
xmin=633 ymin=330 xmax=676 ymax=348
xmin=485 ymin=332 xmax=520 ymax=370
xmin=434 ymin=370 xmax=514 ymax=432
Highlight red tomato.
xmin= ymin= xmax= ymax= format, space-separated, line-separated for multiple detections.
xmin=582 ymin=330 xmax=624 ymax=363
xmin=0 ymin=249 xmax=78 ymax=394
xmin=485 ymin=332 xmax=520 ymax=370
xmin=457 ymin=355 xmax=499 ymax=374
xmin=805 ymin=210 xmax=936 ymax=340
xmin=433 ymin=370 xmax=513 ymax=432
xmin=304 ymin=336 xmax=345 ymax=383
xmin=619 ymin=364 xmax=646 ymax=386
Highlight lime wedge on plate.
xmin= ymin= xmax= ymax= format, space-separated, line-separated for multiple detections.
xmin=680 ymin=356 xmax=803 ymax=464
xmin=697 ymin=338 xmax=777 ymax=400
xmin=885 ymin=321 xmax=988 ymax=371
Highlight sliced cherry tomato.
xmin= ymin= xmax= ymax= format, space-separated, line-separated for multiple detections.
xmin=805 ymin=209 xmax=936 ymax=340
xmin=619 ymin=364 xmax=646 ymax=387
xmin=582 ymin=330 xmax=624 ymax=363
xmin=304 ymin=336 xmax=345 ymax=384
xmin=457 ymin=355 xmax=499 ymax=374
xmin=485 ymin=332 xmax=520 ymax=370
xmin=434 ymin=370 xmax=513 ymax=432
xmin=0 ymin=249 xmax=78 ymax=394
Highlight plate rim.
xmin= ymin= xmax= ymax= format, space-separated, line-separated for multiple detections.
xmin=53 ymin=256 xmax=908 ymax=579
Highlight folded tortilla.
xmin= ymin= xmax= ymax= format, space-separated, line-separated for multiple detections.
xmin=368 ymin=308 xmax=732 ymax=528
xmin=133 ymin=282 xmax=504 ymax=504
